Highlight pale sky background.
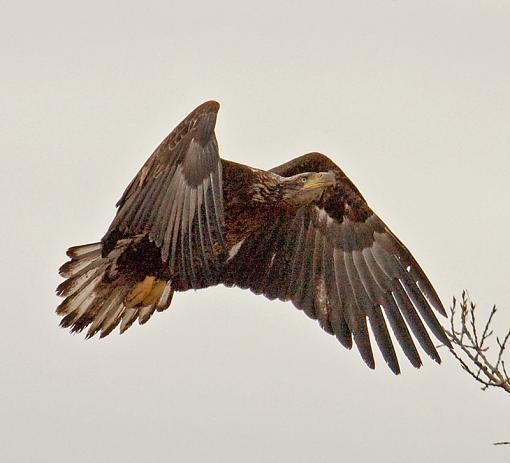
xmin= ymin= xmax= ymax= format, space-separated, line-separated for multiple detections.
xmin=2 ymin=1 xmax=510 ymax=462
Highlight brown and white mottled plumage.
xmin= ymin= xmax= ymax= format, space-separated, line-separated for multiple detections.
xmin=57 ymin=100 xmax=450 ymax=374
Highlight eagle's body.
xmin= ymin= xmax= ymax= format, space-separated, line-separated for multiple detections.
xmin=57 ymin=101 xmax=450 ymax=374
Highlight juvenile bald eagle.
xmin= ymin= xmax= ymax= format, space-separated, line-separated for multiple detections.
xmin=57 ymin=100 xmax=450 ymax=374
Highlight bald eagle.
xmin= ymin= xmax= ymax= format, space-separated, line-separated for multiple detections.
xmin=57 ymin=100 xmax=450 ymax=374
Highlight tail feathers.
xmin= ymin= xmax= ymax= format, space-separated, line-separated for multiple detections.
xmin=56 ymin=241 xmax=174 ymax=339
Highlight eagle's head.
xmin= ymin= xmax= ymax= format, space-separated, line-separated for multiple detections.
xmin=250 ymin=170 xmax=336 ymax=208
xmin=280 ymin=171 xmax=336 ymax=207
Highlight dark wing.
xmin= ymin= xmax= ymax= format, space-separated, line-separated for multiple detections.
xmin=223 ymin=152 xmax=450 ymax=374
xmin=102 ymin=101 xmax=225 ymax=289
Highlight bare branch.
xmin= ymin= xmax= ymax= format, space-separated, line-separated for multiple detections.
xmin=443 ymin=292 xmax=510 ymax=395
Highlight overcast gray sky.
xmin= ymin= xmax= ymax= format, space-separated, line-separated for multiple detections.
xmin=2 ymin=1 xmax=510 ymax=462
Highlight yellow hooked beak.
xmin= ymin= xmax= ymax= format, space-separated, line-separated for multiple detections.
xmin=302 ymin=171 xmax=336 ymax=190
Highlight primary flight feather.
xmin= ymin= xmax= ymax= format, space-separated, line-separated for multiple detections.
xmin=57 ymin=100 xmax=450 ymax=374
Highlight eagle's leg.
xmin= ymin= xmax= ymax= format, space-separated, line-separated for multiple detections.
xmin=126 ymin=276 xmax=167 ymax=308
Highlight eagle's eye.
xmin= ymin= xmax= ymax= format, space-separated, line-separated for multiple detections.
xmin=300 ymin=177 xmax=307 ymax=184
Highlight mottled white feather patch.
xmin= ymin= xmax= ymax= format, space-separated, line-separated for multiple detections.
xmin=313 ymin=205 xmax=334 ymax=227
xmin=315 ymin=277 xmax=329 ymax=315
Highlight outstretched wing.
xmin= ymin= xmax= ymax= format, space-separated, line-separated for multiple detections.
xmin=102 ymin=101 xmax=225 ymax=289
xmin=223 ymin=152 xmax=450 ymax=374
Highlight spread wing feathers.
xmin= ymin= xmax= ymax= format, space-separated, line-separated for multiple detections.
xmin=101 ymin=101 xmax=225 ymax=289
xmin=56 ymin=241 xmax=174 ymax=338
xmin=224 ymin=152 xmax=450 ymax=374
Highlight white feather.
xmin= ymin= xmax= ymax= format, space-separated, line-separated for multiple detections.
xmin=138 ymin=305 xmax=156 ymax=324
xmin=67 ymin=242 xmax=101 ymax=258
xmin=58 ymin=273 xmax=103 ymax=315
xmin=227 ymin=239 xmax=245 ymax=262
xmin=100 ymin=301 xmax=125 ymax=336
xmin=120 ymin=308 xmax=138 ymax=334
xmin=87 ymin=290 xmax=124 ymax=337
xmin=157 ymin=281 xmax=173 ymax=310
xmin=60 ymin=265 xmax=104 ymax=297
